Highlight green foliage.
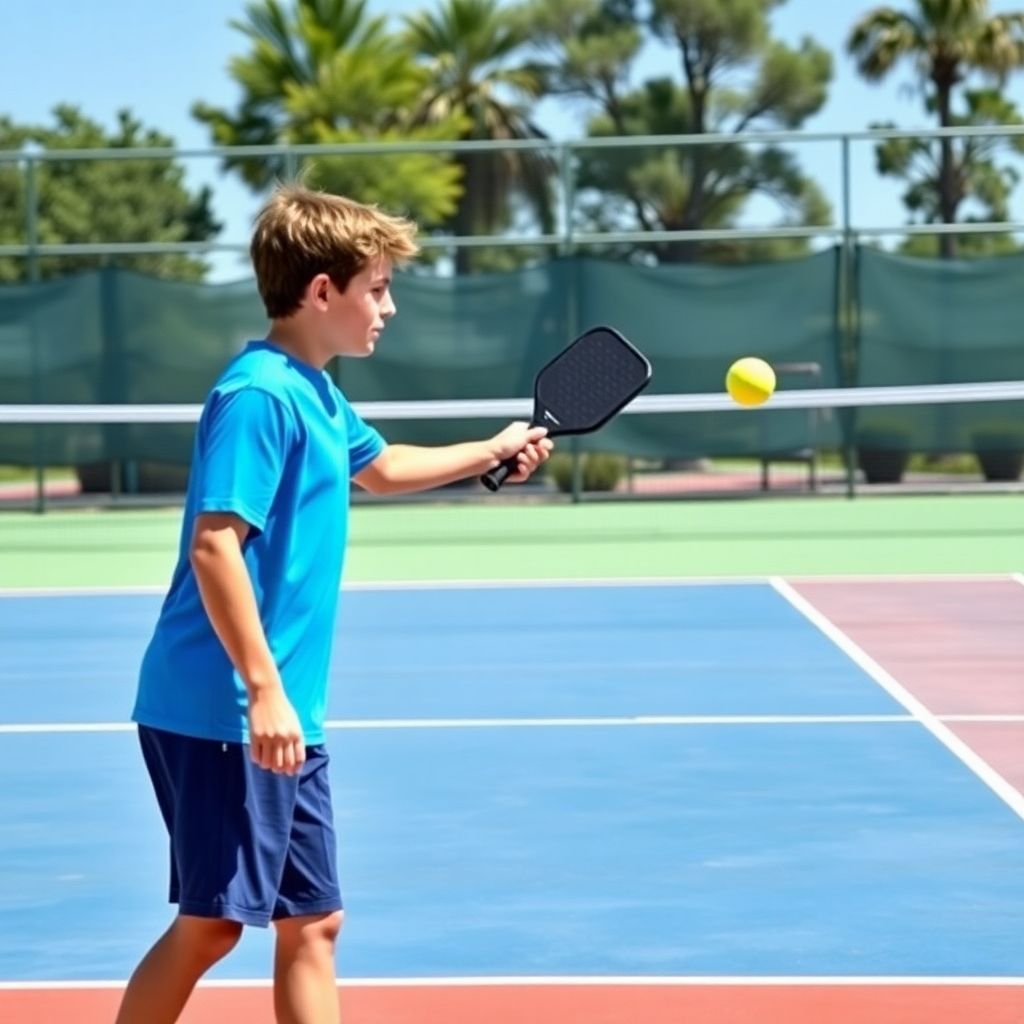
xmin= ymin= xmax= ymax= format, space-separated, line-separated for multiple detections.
xmin=872 ymin=90 xmax=1024 ymax=256
xmin=402 ymin=0 xmax=557 ymax=271
xmin=848 ymin=0 xmax=1024 ymax=258
xmin=0 ymin=107 xmax=219 ymax=283
xmin=522 ymin=0 xmax=833 ymax=262
xmin=848 ymin=0 xmax=1024 ymax=85
xmin=547 ymin=451 xmax=627 ymax=491
xmin=193 ymin=0 xmax=555 ymax=262
xmin=192 ymin=0 xmax=467 ymax=226
xmin=515 ymin=0 xmax=643 ymax=103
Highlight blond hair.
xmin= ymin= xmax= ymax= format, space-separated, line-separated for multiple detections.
xmin=250 ymin=184 xmax=419 ymax=319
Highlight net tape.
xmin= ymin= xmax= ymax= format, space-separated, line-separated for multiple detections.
xmin=1 ymin=381 xmax=1022 ymax=423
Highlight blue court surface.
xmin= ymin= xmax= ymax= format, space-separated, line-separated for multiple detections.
xmin=1 ymin=582 xmax=1023 ymax=982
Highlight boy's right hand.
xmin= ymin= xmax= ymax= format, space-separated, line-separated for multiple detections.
xmin=248 ymin=685 xmax=306 ymax=776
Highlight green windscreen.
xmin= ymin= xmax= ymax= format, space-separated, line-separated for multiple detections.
xmin=855 ymin=247 xmax=1024 ymax=453
xmin=0 ymin=252 xmax=844 ymax=468
xmin=9 ymin=247 xmax=1024 ymax=469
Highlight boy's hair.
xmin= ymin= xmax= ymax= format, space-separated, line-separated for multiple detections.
xmin=251 ymin=184 xmax=420 ymax=319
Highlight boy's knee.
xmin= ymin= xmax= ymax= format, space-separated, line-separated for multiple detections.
xmin=175 ymin=915 xmax=244 ymax=964
xmin=276 ymin=910 xmax=344 ymax=950
xmin=317 ymin=910 xmax=344 ymax=945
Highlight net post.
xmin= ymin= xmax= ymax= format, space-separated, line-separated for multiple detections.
xmin=98 ymin=267 xmax=132 ymax=499
xmin=570 ymin=436 xmax=583 ymax=503
xmin=24 ymin=155 xmax=46 ymax=514
xmin=841 ymin=239 xmax=859 ymax=500
xmin=558 ymin=144 xmax=575 ymax=257
xmin=284 ymin=147 xmax=300 ymax=183
xmin=840 ymin=136 xmax=858 ymax=500
xmin=561 ymin=144 xmax=583 ymax=504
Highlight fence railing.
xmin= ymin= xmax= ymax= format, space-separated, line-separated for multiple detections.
xmin=4 ymin=127 xmax=1024 ymax=510
xmin=5 ymin=125 xmax=1024 ymax=267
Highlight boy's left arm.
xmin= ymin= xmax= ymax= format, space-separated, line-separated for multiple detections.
xmin=354 ymin=421 xmax=552 ymax=495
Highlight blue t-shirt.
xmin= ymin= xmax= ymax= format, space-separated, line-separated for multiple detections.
xmin=132 ymin=340 xmax=385 ymax=744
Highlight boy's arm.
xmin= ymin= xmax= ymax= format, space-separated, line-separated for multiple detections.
xmin=190 ymin=512 xmax=305 ymax=776
xmin=353 ymin=422 xmax=552 ymax=495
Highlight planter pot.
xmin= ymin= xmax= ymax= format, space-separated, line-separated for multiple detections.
xmin=974 ymin=449 xmax=1024 ymax=482
xmin=75 ymin=461 xmax=114 ymax=493
xmin=856 ymin=447 xmax=909 ymax=484
xmin=76 ymin=460 xmax=190 ymax=494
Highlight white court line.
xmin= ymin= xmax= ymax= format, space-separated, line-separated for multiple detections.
xmin=8 ymin=713 xmax=1024 ymax=735
xmin=1 ymin=975 xmax=1022 ymax=990
xmin=0 ymin=577 xmax=763 ymax=598
xmin=771 ymin=578 xmax=1024 ymax=824
xmin=0 ymin=585 xmax=166 ymax=597
xmin=939 ymin=714 xmax=1024 ymax=723
xmin=0 ymin=715 xmax=915 ymax=735
xmin=783 ymin=573 xmax=1024 ymax=585
xmin=0 ymin=572 xmax=1019 ymax=598
xmin=346 ymin=573 xmax=1022 ymax=591
xmin=325 ymin=714 xmax=913 ymax=729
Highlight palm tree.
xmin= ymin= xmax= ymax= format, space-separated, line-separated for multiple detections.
xmin=194 ymin=0 xmax=388 ymax=185
xmin=403 ymin=0 xmax=555 ymax=271
xmin=848 ymin=0 xmax=1024 ymax=257
xmin=193 ymin=0 xmax=467 ymax=225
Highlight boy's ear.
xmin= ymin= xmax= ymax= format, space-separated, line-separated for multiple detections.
xmin=308 ymin=273 xmax=332 ymax=310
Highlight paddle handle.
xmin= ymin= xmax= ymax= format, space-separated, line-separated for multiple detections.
xmin=481 ymin=455 xmax=520 ymax=492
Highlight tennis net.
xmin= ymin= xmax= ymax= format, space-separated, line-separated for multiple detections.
xmin=1 ymin=380 xmax=1023 ymax=509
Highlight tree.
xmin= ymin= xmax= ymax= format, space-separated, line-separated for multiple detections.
xmin=872 ymin=90 xmax=1024 ymax=256
xmin=402 ymin=0 xmax=555 ymax=271
xmin=0 ymin=107 xmax=220 ymax=283
xmin=192 ymin=0 xmax=468 ymax=228
xmin=848 ymin=0 xmax=1024 ymax=258
xmin=523 ymin=0 xmax=833 ymax=262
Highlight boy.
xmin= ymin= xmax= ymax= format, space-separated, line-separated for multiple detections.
xmin=117 ymin=185 xmax=552 ymax=1024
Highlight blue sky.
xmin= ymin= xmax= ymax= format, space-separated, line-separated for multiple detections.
xmin=5 ymin=0 xmax=1024 ymax=279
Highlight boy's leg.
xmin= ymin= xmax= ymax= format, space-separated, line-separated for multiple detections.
xmin=128 ymin=726 xmax=301 ymax=1020
xmin=271 ymin=744 xmax=344 ymax=1024
xmin=272 ymin=910 xmax=344 ymax=1024
xmin=114 ymin=914 xmax=243 ymax=1024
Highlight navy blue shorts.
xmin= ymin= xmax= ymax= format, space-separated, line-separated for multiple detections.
xmin=138 ymin=724 xmax=342 ymax=927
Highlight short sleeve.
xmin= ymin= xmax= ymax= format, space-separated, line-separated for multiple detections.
xmin=193 ymin=387 xmax=297 ymax=532
xmin=342 ymin=396 xmax=386 ymax=475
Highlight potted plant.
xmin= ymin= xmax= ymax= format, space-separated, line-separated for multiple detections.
xmin=971 ymin=422 xmax=1024 ymax=482
xmin=854 ymin=422 xmax=912 ymax=484
xmin=547 ymin=452 xmax=627 ymax=493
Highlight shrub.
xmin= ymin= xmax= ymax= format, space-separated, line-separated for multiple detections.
xmin=547 ymin=452 xmax=627 ymax=493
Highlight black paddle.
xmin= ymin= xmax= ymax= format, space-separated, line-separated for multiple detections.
xmin=481 ymin=325 xmax=652 ymax=492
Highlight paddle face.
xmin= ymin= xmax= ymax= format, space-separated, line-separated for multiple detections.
xmin=481 ymin=325 xmax=652 ymax=492
xmin=532 ymin=326 xmax=652 ymax=437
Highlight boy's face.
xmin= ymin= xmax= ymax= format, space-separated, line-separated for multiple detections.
xmin=325 ymin=257 xmax=396 ymax=358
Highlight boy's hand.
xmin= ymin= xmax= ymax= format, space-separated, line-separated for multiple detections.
xmin=489 ymin=422 xmax=554 ymax=483
xmin=248 ymin=685 xmax=306 ymax=776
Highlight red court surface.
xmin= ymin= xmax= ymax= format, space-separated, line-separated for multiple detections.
xmin=790 ymin=578 xmax=1024 ymax=713
xmin=5 ymin=982 xmax=1024 ymax=1024
xmin=791 ymin=577 xmax=1024 ymax=792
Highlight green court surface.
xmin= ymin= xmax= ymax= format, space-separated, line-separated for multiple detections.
xmin=0 ymin=494 xmax=1019 ymax=589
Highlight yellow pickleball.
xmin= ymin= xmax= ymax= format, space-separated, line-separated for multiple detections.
xmin=726 ymin=357 xmax=776 ymax=407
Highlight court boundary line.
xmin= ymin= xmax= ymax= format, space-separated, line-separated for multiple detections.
xmin=770 ymin=577 xmax=1024 ymax=823
xmin=2 ymin=975 xmax=1023 ymax=990
xmin=0 ymin=714 xmax=918 ymax=735
xmin=939 ymin=714 xmax=1024 ymax=723
xmin=7 ymin=713 xmax=1024 ymax=735
xmin=0 ymin=572 xmax=1020 ymax=598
